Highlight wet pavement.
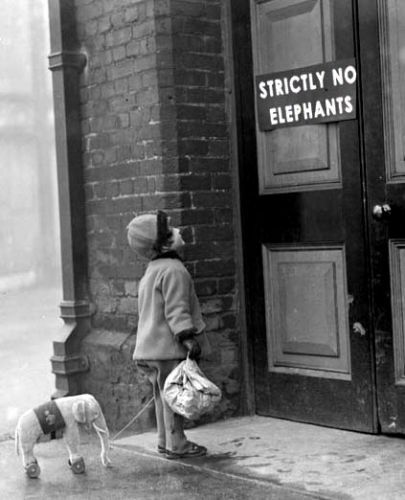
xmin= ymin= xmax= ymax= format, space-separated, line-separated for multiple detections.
xmin=115 ymin=416 xmax=405 ymax=500
xmin=0 ymin=434 xmax=310 ymax=500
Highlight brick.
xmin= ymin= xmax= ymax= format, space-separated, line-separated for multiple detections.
xmin=117 ymin=145 xmax=133 ymax=161
xmin=189 ymin=157 xmax=228 ymax=173
xmin=117 ymin=297 xmax=137 ymax=314
xmin=108 ymin=61 xmax=136 ymax=80
xmin=208 ymin=139 xmax=229 ymax=156
xmin=106 ymin=27 xmax=132 ymax=47
xmin=77 ymin=3 xmax=103 ymax=21
xmin=134 ymin=54 xmax=157 ymax=72
xmin=178 ymin=121 xmax=227 ymax=138
xmin=178 ymin=139 xmax=209 ymax=156
xmin=172 ymin=1 xmax=205 ymax=17
xmin=180 ymin=174 xmax=211 ymax=191
xmin=205 ymin=36 xmax=222 ymax=53
xmin=119 ymin=179 xmax=133 ymax=195
xmin=155 ymin=175 xmax=180 ymax=192
xmin=212 ymin=174 xmax=232 ymax=190
xmin=180 ymin=208 xmax=214 ymax=225
xmin=125 ymin=7 xmax=139 ymax=23
xmin=184 ymin=243 xmax=221 ymax=261
xmin=124 ymin=281 xmax=139 ymax=296
xmin=93 ymin=182 xmax=107 ymax=199
xmin=214 ymin=208 xmax=233 ymax=224
xmin=105 ymin=147 xmax=118 ymax=164
xmin=177 ymin=104 xmax=205 ymax=120
xmin=138 ymin=159 xmax=164 ymax=176
xmin=126 ymin=40 xmax=141 ymax=57
xmin=155 ymin=34 xmax=172 ymax=51
xmin=194 ymin=280 xmax=217 ymax=296
xmin=204 ymin=315 xmax=221 ymax=332
xmin=205 ymin=105 xmax=226 ymax=122
xmin=194 ymin=224 xmax=234 ymax=241
xmin=133 ymin=20 xmax=155 ymax=39
xmin=98 ymin=16 xmax=112 ymax=33
xmin=195 ymin=259 xmax=235 ymax=278
xmin=140 ymin=37 xmax=157 ymax=55
xmin=91 ymin=151 xmax=105 ymax=165
xmin=142 ymin=192 xmax=191 ymax=211
xmin=115 ymin=113 xmax=128 ymax=129
xmin=221 ymin=314 xmax=237 ymax=329
xmin=174 ymin=70 xmax=206 ymax=87
xmin=154 ymin=0 xmax=171 ymax=16
xmin=192 ymin=192 xmax=231 ymax=209
xmin=84 ymin=183 xmax=94 ymax=200
xmin=100 ymin=82 xmax=115 ymax=99
xmin=114 ymin=77 xmax=128 ymax=94
xmin=109 ymin=94 xmax=137 ymax=112
xmin=106 ymin=181 xmax=120 ymax=198
xmin=111 ymin=12 xmax=126 ymax=28
xmin=179 ymin=19 xmax=221 ymax=37
xmin=142 ymin=70 xmax=158 ymax=88
xmin=200 ymin=298 xmax=223 ymax=314
xmin=206 ymin=72 xmax=225 ymax=88
xmin=113 ymin=46 xmax=126 ymax=61
xmin=84 ymin=20 xmax=98 ymax=37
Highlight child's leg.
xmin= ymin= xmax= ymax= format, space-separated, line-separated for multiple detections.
xmin=137 ymin=362 xmax=166 ymax=450
xmin=154 ymin=359 xmax=188 ymax=453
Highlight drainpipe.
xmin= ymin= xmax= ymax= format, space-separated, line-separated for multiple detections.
xmin=47 ymin=0 xmax=89 ymax=397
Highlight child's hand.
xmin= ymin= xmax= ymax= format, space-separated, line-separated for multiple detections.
xmin=181 ymin=338 xmax=201 ymax=360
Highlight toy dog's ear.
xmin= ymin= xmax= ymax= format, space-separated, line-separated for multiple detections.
xmin=72 ymin=400 xmax=87 ymax=423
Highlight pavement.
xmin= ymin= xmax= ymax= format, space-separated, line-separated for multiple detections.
xmin=0 ymin=433 xmax=304 ymax=500
xmin=114 ymin=416 xmax=405 ymax=500
xmin=3 ymin=286 xmax=405 ymax=499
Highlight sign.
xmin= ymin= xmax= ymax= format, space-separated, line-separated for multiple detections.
xmin=255 ymin=59 xmax=357 ymax=131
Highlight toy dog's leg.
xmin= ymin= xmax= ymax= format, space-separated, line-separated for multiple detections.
xmin=21 ymin=441 xmax=41 ymax=478
xmin=63 ymin=423 xmax=85 ymax=474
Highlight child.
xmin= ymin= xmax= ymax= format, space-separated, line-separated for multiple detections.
xmin=127 ymin=210 xmax=207 ymax=459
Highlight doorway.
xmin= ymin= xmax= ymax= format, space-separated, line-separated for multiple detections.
xmin=232 ymin=0 xmax=405 ymax=434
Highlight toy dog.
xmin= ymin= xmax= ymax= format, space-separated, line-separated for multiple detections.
xmin=15 ymin=394 xmax=111 ymax=478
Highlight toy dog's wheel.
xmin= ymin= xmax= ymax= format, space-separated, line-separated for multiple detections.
xmin=69 ymin=457 xmax=85 ymax=474
xmin=25 ymin=462 xmax=41 ymax=478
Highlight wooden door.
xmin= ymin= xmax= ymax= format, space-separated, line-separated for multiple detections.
xmin=363 ymin=0 xmax=405 ymax=434
xmin=232 ymin=0 xmax=378 ymax=432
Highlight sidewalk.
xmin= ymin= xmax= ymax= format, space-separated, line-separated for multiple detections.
xmin=0 ymin=433 xmax=311 ymax=500
xmin=114 ymin=415 xmax=405 ymax=500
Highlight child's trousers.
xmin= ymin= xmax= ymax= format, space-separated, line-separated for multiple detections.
xmin=136 ymin=359 xmax=188 ymax=452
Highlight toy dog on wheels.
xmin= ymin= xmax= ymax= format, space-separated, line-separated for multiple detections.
xmin=15 ymin=394 xmax=111 ymax=478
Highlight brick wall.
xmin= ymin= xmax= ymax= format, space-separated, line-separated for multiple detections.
xmin=74 ymin=0 xmax=242 ymax=430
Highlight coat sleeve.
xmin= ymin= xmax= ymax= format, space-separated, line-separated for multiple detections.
xmin=161 ymin=266 xmax=195 ymax=336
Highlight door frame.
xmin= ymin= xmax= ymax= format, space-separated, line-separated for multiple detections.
xmin=230 ymin=0 xmax=384 ymax=432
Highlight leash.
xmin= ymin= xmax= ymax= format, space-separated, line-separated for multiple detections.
xmin=110 ymin=397 xmax=154 ymax=442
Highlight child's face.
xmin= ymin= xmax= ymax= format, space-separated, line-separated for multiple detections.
xmin=168 ymin=227 xmax=185 ymax=251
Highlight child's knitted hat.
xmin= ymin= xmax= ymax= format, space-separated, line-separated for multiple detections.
xmin=127 ymin=211 xmax=169 ymax=258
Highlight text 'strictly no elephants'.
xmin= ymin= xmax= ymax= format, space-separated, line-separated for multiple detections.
xmin=255 ymin=59 xmax=357 ymax=130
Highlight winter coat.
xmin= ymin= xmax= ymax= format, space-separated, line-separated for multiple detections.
xmin=133 ymin=256 xmax=206 ymax=360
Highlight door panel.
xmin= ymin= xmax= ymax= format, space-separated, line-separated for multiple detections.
xmin=251 ymin=0 xmax=340 ymax=193
xmin=381 ymin=0 xmax=405 ymax=180
xmin=232 ymin=0 xmax=377 ymax=432
xmin=388 ymin=241 xmax=405 ymax=385
xmin=262 ymin=245 xmax=351 ymax=379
